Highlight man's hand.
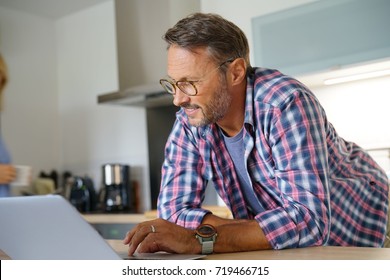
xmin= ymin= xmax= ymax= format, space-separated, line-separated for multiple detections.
xmin=123 ymin=218 xmax=200 ymax=256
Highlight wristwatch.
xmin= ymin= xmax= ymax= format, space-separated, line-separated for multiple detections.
xmin=195 ymin=224 xmax=217 ymax=254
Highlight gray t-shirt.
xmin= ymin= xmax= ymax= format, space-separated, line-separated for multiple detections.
xmin=222 ymin=127 xmax=264 ymax=215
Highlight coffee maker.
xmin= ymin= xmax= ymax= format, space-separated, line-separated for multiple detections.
xmin=101 ymin=164 xmax=133 ymax=212
xmin=69 ymin=176 xmax=97 ymax=213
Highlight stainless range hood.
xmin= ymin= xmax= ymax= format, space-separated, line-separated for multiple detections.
xmin=98 ymin=83 xmax=173 ymax=108
xmin=97 ymin=0 xmax=199 ymax=108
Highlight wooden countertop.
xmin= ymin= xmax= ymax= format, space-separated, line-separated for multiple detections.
xmin=0 ymin=250 xmax=11 ymax=260
xmin=82 ymin=206 xmax=232 ymax=224
xmin=82 ymin=213 xmax=150 ymax=224
xmin=107 ymin=239 xmax=390 ymax=260
xmin=205 ymin=246 xmax=390 ymax=260
xmin=3 ymin=241 xmax=390 ymax=260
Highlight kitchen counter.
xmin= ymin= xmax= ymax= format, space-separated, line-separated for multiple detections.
xmin=82 ymin=205 xmax=232 ymax=224
xmin=3 ymin=243 xmax=390 ymax=260
xmin=107 ymin=239 xmax=390 ymax=260
xmin=82 ymin=213 xmax=150 ymax=224
xmin=0 ymin=250 xmax=11 ymax=260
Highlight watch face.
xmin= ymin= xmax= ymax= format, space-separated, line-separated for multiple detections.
xmin=197 ymin=225 xmax=216 ymax=238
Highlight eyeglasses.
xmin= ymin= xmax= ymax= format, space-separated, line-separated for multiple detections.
xmin=159 ymin=59 xmax=234 ymax=96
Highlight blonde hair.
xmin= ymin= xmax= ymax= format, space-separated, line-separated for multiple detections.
xmin=0 ymin=54 xmax=8 ymax=110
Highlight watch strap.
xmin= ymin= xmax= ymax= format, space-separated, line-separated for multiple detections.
xmin=201 ymin=240 xmax=214 ymax=254
xmin=195 ymin=224 xmax=217 ymax=254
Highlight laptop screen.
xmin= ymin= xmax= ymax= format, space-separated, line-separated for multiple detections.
xmin=0 ymin=195 xmax=121 ymax=260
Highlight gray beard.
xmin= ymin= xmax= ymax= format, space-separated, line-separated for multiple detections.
xmin=191 ymin=80 xmax=231 ymax=127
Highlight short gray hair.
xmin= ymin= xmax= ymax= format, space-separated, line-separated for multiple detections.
xmin=163 ymin=13 xmax=251 ymax=72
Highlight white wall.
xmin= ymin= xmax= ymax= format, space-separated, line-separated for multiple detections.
xmin=0 ymin=7 xmax=61 ymax=182
xmin=313 ymin=77 xmax=390 ymax=171
xmin=56 ymin=1 xmax=151 ymax=210
xmin=0 ymin=1 xmax=152 ymax=210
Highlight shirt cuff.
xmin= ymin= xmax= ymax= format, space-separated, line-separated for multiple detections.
xmin=171 ymin=208 xmax=212 ymax=229
xmin=255 ymin=207 xmax=300 ymax=249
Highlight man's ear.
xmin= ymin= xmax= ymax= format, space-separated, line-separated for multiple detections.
xmin=228 ymin=58 xmax=247 ymax=86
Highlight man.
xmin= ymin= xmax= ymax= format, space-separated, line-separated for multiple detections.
xmin=124 ymin=13 xmax=389 ymax=255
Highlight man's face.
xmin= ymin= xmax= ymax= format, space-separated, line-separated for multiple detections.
xmin=166 ymin=45 xmax=232 ymax=127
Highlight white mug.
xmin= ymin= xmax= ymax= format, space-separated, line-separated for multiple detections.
xmin=11 ymin=165 xmax=32 ymax=187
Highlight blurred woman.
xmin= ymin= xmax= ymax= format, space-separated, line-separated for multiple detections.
xmin=0 ymin=53 xmax=16 ymax=197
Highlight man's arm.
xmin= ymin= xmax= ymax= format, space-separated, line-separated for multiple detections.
xmin=123 ymin=214 xmax=271 ymax=256
xmin=201 ymin=213 xmax=272 ymax=253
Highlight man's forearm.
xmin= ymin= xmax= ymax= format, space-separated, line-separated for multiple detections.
xmin=201 ymin=214 xmax=272 ymax=252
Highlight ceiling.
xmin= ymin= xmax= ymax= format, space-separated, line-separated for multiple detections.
xmin=0 ymin=0 xmax=110 ymax=19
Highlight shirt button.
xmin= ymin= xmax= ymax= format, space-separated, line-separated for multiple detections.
xmin=369 ymin=181 xmax=376 ymax=186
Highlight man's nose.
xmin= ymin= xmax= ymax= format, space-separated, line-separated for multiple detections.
xmin=172 ymin=89 xmax=190 ymax=107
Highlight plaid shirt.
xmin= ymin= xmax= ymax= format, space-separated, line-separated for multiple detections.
xmin=157 ymin=67 xmax=389 ymax=249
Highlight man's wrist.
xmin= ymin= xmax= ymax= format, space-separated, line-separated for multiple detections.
xmin=195 ymin=224 xmax=217 ymax=254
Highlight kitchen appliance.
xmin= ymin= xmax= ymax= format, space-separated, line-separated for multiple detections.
xmin=101 ymin=164 xmax=133 ymax=212
xmin=69 ymin=176 xmax=97 ymax=213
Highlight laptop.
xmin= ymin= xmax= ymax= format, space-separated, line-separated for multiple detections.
xmin=0 ymin=195 xmax=204 ymax=260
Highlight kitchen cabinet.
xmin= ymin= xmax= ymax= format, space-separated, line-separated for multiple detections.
xmin=252 ymin=0 xmax=390 ymax=76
